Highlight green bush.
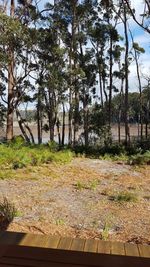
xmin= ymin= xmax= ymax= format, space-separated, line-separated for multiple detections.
xmin=129 ymin=151 xmax=150 ymax=165
xmin=47 ymin=141 xmax=59 ymax=151
xmin=10 ymin=135 xmax=26 ymax=148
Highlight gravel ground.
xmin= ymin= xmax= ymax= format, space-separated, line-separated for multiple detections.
xmin=0 ymin=158 xmax=150 ymax=244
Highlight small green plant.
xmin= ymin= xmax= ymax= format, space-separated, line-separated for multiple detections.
xmin=76 ymin=181 xmax=87 ymax=190
xmin=55 ymin=219 xmax=65 ymax=226
xmin=89 ymin=180 xmax=99 ymax=190
xmin=14 ymin=210 xmax=23 ymax=217
xmin=112 ymin=191 xmax=138 ymax=202
xmin=0 ymin=197 xmax=17 ymax=224
xmin=101 ymin=222 xmax=110 ymax=241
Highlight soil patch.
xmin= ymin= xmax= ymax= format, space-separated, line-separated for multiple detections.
xmin=0 ymin=158 xmax=150 ymax=244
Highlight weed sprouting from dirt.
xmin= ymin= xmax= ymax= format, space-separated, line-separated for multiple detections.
xmin=110 ymin=191 xmax=138 ymax=203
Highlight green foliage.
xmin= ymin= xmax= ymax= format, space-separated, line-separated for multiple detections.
xmin=76 ymin=181 xmax=87 ymax=190
xmin=0 ymin=144 xmax=73 ymax=171
xmin=47 ymin=141 xmax=59 ymax=151
xmin=11 ymin=135 xmax=26 ymax=148
xmin=129 ymin=151 xmax=150 ymax=165
xmin=0 ymin=170 xmax=13 ymax=180
xmin=112 ymin=191 xmax=138 ymax=202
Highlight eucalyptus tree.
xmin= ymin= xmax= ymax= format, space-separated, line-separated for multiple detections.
xmin=0 ymin=0 xmax=38 ymax=142
xmin=130 ymin=35 xmax=145 ymax=140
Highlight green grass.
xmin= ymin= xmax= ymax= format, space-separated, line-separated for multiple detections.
xmin=75 ymin=181 xmax=87 ymax=190
xmin=111 ymin=191 xmax=138 ymax=203
xmin=101 ymin=222 xmax=110 ymax=241
xmin=0 ymin=143 xmax=73 ymax=172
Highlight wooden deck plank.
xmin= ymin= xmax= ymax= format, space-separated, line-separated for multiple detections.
xmin=19 ymin=234 xmax=41 ymax=247
xmin=0 ymin=257 xmax=88 ymax=267
xmin=0 ymin=246 xmax=8 ymax=258
xmin=84 ymin=239 xmax=98 ymax=253
xmin=0 ymin=231 xmax=25 ymax=245
xmin=71 ymin=238 xmax=85 ymax=251
xmin=19 ymin=234 xmax=49 ymax=248
xmin=125 ymin=243 xmax=140 ymax=257
xmin=138 ymin=244 xmax=150 ymax=258
xmin=97 ymin=240 xmax=111 ymax=254
xmin=46 ymin=235 xmax=61 ymax=249
xmin=111 ymin=241 xmax=125 ymax=256
xmin=57 ymin=237 xmax=73 ymax=250
xmin=1 ymin=245 xmax=150 ymax=267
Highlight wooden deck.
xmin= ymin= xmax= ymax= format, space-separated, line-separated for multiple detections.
xmin=0 ymin=231 xmax=149 ymax=266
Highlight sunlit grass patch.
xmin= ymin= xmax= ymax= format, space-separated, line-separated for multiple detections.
xmin=0 ymin=143 xmax=73 ymax=172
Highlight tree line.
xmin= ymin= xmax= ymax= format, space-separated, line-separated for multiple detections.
xmin=0 ymin=0 xmax=150 ymax=147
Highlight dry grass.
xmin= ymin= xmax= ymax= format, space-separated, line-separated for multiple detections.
xmin=0 ymin=158 xmax=149 ymax=244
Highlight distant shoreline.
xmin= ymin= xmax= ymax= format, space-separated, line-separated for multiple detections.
xmin=0 ymin=123 xmax=146 ymax=143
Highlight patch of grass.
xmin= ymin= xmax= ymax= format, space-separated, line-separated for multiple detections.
xmin=0 ymin=144 xmax=73 ymax=171
xmin=99 ymin=153 xmax=128 ymax=162
xmin=0 ymin=170 xmax=13 ymax=180
xmin=55 ymin=219 xmax=65 ymax=226
xmin=111 ymin=191 xmax=138 ymax=203
xmin=129 ymin=151 xmax=150 ymax=165
xmin=14 ymin=210 xmax=23 ymax=217
xmin=89 ymin=180 xmax=99 ymax=190
xmin=75 ymin=181 xmax=87 ymax=190
xmin=99 ymin=154 xmax=112 ymax=161
xmin=101 ymin=222 xmax=110 ymax=241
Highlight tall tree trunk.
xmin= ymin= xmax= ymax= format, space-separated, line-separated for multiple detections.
xmin=118 ymin=78 xmax=124 ymax=143
xmin=68 ymin=0 xmax=78 ymax=146
xmin=129 ymin=30 xmax=143 ymax=141
xmin=134 ymin=50 xmax=143 ymax=140
xmin=108 ymin=37 xmax=113 ymax=126
xmin=6 ymin=0 xmax=15 ymax=141
xmin=16 ymin=110 xmax=30 ymax=143
xmin=83 ymin=92 xmax=89 ymax=147
xmin=123 ymin=4 xmax=130 ymax=146
xmin=73 ymin=86 xmax=79 ymax=146
xmin=62 ymin=102 xmax=65 ymax=146
xmin=16 ymin=109 xmax=35 ymax=143
xmin=56 ymin=119 xmax=61 ymax=145
xmin=37 ymin=88 xmax=42 ymax=144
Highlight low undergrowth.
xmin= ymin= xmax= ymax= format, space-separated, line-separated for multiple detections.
xmin=0 ymin=142 xmax=73 ymax=172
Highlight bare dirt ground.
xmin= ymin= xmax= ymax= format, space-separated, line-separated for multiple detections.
xmin=0 ymin=158 xmax=150 ymax=244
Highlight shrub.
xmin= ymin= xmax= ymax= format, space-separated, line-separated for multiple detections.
xmin=10 ymin=135 xmax=26 ymax=148
xmin=0 ymin=197 xmax=17 ymax=226
xmin=129 ymin=151 xmax=150 ymax=165
xmin=47 ymin=141 xmax=59 ymax=151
